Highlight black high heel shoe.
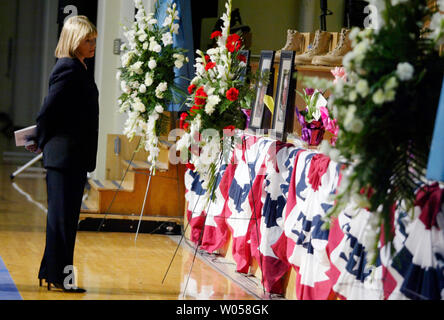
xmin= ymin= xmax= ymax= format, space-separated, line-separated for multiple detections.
xmin=47 ymin=282 xmax=87 ymax=293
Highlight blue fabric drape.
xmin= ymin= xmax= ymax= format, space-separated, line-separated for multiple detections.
xmin=426 ymin=76 xmax=444 ymax=182
xmin=156 ymin=0 xmax=194 ymax=112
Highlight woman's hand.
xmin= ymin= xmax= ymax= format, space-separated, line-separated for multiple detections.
xmin=25 ymin=143 xmax=42 ymax=154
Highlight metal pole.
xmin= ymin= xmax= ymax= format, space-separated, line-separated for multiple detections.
xmin=10 ymin=153 xmax=43 ymax=180
xmin=320 ymin=0 xmax=332 ymax=31
xmin=134 ymin=170 xmax=153 ymax=242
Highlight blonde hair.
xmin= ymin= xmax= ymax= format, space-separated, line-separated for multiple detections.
xmin=55 ymin=15 xmax=97 ymax=59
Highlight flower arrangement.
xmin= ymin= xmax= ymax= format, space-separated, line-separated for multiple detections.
xmin=176 ymin=0 xmax=258 ymax=194
xmin=318 ymin=0 xmax=444 ymax=264
xmin=117 ymin=0 xmax=188 ymax=173
xmin=297 ymin=87 xmax=339 ymax=146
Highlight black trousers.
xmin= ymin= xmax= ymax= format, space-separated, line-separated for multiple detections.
xmin=38 ymin=168 xmax=87 ymax=285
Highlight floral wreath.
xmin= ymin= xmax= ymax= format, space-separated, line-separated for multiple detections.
xmin=117 ymin=0 xmax=188 ymax=173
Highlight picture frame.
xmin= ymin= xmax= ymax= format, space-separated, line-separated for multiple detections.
xmin=248 ymin=50 xmax=275 ymax=132
xmin=271 ymin=50 xmax=296 ymax=142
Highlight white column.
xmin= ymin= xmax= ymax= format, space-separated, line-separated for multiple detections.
xmin=93 ymin=0 xmax=135 ymax=180
xmin=298 ymin=0 xmax=317 ymax=32
xmin=40 ymin=0 xmax=59 ymax=102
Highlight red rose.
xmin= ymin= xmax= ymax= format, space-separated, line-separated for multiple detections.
xmin=205 ymin=61 xmax=216 ymax=71
xmin=189 ymin=105 xmax=202 ymax=116
xmin=194 ymin=87 xmax=208 ymax=106
xmin=183 ymin=122 xmax=190 ymax=131
xmin=224 ymin=125 xmax=235 ymax=131
xmin=179 ymin=112 xmax=188 ymax=129
xmin=187 ymin=84 xmax=196 ymax=95
xmin=204 ymin=55 xmax=211 ymax=63
xmin=226 ymin=34 xmax=242 ymax=53
xmin=237 ymin=54 xmax=247 ymax=63
xmin=210 ymin=31 xmax=222 ymax=39
xmin=186 ymin=163 xmax=195 ymax=171
xmin=226 ymin=87 xmax=239 ymax=101
xmin=223 ymin=125 xmax=236 ymax=137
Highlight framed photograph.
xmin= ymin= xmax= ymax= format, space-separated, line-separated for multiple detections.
xmin=248 ymin=50 xmax=275 ymax=132
xmin=272 ymin=50 xmax=296 ymax=142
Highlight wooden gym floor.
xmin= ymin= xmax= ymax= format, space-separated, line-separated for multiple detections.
xmin=0 ymin=136 xmax=258 ymax=300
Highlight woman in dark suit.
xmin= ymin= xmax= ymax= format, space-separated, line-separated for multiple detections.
xmin=26 ymin=15 xmax=99 ymax=293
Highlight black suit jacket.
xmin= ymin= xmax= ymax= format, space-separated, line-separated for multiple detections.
xmin=36 ymin=58 xmax=99 ymax=172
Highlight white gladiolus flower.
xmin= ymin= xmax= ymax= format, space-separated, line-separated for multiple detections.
xmin=206 ymin=48 xmax=218 ymax=56
xmin=328 ymin=148 xmax=341 ymax=162
xmin=384 ymin=76 xmax=398 ymax=91
xmin=349 ymin=27 xmax=360 ymax=43
xmin=120 ymin=81 xmax=131 ymax=94
xmin=132 ymin=98 xmax=146 ymax=113
xmin=349 ymin=118 xmax=364 ymax=133
xmin=319 ymin=140 xmax=332 ymax=156
xmin=353 ymin=41 xmax=368 ymax=56
xmin=119 ymin=2 xmax=187 ymax=172
xmin=391 ymin=0 xmax=408 ymax=5
xmin=155 ymin=104 xmax=164 ymax=113
xmin=173 ymin=53 xmax=185 ymax=62
xmin=177 ymin=133 xmax=191 ymax=152
xmin=149 ymin=40 xmax=160 ymax=52
xmin=119 ymin=101 xmax=130 ymax=113
xmin=156 ymin=82 xmax=168 ymax=92
xmin=429 ymin=12 xmax=444 ymax=46
xmin=196 ymin=63 xmax=205 ymax=77
xmin=138 ymin=33 xmax=147 ymax=42
xmin=396 ymin=62 xmax=414 ymax=81
xmin=311 ymin=108 xmax=321 ymax=121
xmin=155 ymin=92 xmax=164 ymax=99
xmin=130 ymin=61 xmax=143 ymax=74
xmin=204 ymin=95 xmax=220 ymax=115
xmin=205 ymin=86 xmax=215 ymax=96
xmin=162 ymin=32 xmax=173 ymax=46
xmin=171 ymin=23 xmax=179 ymax=34
xmin=155 ymin=82 xmax=168 ymax=98
xmin=121 ymin=52 xmax=133 ymax=67
xmin=349 ymin=90 xmax=358 ymax=102
xmin=356 ymin=79 xmax=369 ymax=97
xmin=372 ymin=88 xmax=385 ymax=105
xmin=343 ymin=104 xmax=357 ymax=131
xmin=130 ymin=81 xmax=140 ymax=89
xmin=148 ymin=59 xmax=157 ymax=70
xmin=163 ymin=16 xmax=172 ymax=27
xmin=145 ymin=76 xmax=153 ymax=88
xmin=175 ymin=60 xmax=184 ymax=69
xmin=351 ymin=192 xmax=371 ymax=209
xmin=151 ymin=112 xmax=159 ymax=121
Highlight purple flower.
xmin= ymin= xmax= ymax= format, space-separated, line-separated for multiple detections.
xmin=304 ymin=88 xmax=315 ymax=96
xmin=242 ymin=109 xmax=251 ymax=128
xmin=301 ymin=127 xmax=311 ymax=143
xmin=298 ymin=112 xmax=306 ymax=125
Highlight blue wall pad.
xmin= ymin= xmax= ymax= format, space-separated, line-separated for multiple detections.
xmin=0 ymin=257 xmax=22 ymax=300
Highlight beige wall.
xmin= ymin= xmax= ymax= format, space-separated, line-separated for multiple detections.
xmin=220 ymin=0 xmax=345 ymax=55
